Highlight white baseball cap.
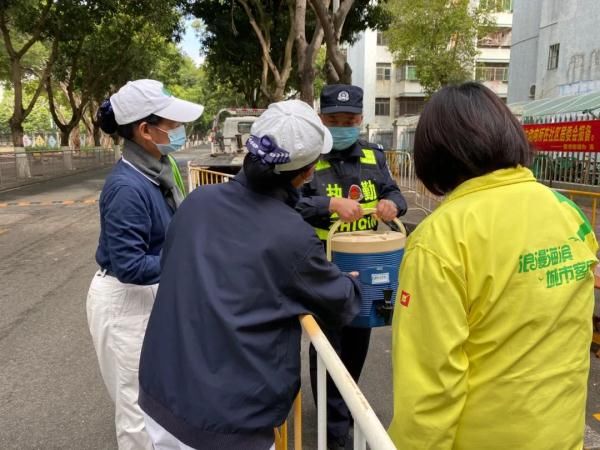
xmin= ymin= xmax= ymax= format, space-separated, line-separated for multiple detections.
xmin=250 ymin=99 xmax=332 ymax=172
xmin=110 ymin=79 xmax=204 ymax=125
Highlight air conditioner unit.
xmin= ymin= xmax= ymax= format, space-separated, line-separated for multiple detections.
xmin=529 ymin=84 xmax=536 ymax=99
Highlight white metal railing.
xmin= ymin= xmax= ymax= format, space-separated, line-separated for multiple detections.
xmin=415 ymin=179 xmax=444 ymax=213
xmin=532 ymin=150 xmax=600 ymax=186
xmin=386 ymin=150 xmax=417 ymax=193
xmin=300 ymin=315 xmax=396 ymax=450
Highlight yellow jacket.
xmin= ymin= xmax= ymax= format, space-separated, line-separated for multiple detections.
xmin=389 ymin=167 xmax=597 ymax=450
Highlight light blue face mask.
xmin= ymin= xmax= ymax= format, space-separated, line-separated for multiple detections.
xmin=153 ymin=125 xmax=187 ymax=155
xmin=328 ymin=126 xmax=361 ymax=151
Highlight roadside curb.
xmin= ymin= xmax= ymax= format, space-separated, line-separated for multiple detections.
xmin=0 ymin=165 xmax=113 ymax=195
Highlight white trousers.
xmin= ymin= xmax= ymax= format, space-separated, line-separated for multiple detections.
xmin=86 ymin=270 xmax=157 ymax=450
xmin=144 ymin=413 xmax=275 ymax=450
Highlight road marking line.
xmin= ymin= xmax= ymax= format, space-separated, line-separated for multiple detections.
xmin=0 ymin=199 xmax=99 ymax=208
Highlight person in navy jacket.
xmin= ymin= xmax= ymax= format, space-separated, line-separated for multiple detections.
xmin=86 ymin=79 xmax=203 ymax=450
xmin=138 ymin=100 xmax=362 ymax=450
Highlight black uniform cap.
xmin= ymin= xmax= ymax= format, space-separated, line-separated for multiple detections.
xmin=320 ymin=84 xmax=363 ymax=114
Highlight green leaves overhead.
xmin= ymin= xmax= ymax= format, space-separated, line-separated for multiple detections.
xmin=386 ymin=0 xmax=493 ymax=96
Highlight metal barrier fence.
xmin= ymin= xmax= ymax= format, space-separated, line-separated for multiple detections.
xmin=187 ymin=163 xmax=233 ymax=192
xmin=385 ymin=150 xmax=443 ymax=213
xmin=0 ymin=147 xmax=116 ymax=189
xmin=384 ymin=150 xmax=600 ymax=233
xmin=385 ymin=150 xmax=416 ymax=192
xmin=554 ymin=188 xmax=600 ymax=234
xmin=415 ymin=179 xmax=444 ymax=213
xmin=298 ymin=315 xmax=395 ymax=450
xmin=532 ymin=151 xmax=600 ymax=186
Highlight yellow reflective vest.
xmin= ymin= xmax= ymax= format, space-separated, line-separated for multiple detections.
xmin=312 ymin=148 xmax=380 ymax=240
xmin=389 ymin=166 xmax=598 ymax=450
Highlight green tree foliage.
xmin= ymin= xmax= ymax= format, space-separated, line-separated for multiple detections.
xmin=0 ymin=87 xmax=54 ymax=135
xmin=162 ymin=55 xmax=247 ymax=135
xmin=188 ymin=0 xmax=391 ymax=104
xmin=385 ymin=0 xmax=492 ymax=96
xmin=47 ymin=1 xmax=183 ymax=145
xmin=0 ymin=0 xmax=188 ymax=146
xmin=0 ymin=0 xmax=60 ymax=145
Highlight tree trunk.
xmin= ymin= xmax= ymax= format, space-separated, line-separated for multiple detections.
xmin=299 ymin=67 xmax=315 ymax=104
xmin=70 ymin=126 xmax=81 ymax=150
xmin=295 ymin=0 xmax=325 ymax=105
xmin=340 ymin=61 xmax=352 ymax=84
xmin=238 ymin=0 xmax=295 ymax=103
xmin=9 ymin=58 xmax=24 ymax=147
xmin=309 ymin=0 xmax=354 ymax=86
xmin=9 ymin=120 xmax=24 ymax=147
xmin=60 ymin=129 xmax=70 ymax=147
xmin=325 ymin=60 xmax=339 ymax=84
xmin=93 ymin=124 xmax=101 ymax=147
xmin=273 ymin=83 xmax=285 ymax=102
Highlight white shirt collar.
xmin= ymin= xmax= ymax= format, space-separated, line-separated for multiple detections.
xmin=121 ymin=156 xmax=159 ymax=186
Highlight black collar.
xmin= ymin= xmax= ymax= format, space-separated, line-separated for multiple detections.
xmin=233 ymin=170 xmax=300 ymax=209
xmin=323 ymin=140 xmax=364 ymax=160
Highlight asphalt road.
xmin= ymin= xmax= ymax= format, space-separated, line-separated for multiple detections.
xmin=1 ymin=147 xmax=600 ymax=449
xmin=0 ymin=167 xmax=116 ymax=449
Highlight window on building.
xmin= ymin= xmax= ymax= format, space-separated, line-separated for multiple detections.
xmin=478 ymin=28 xmax=512 ymax=48
xmin=375 ymin=98 xmax=391 ymax=116
xmin=237 ymin=122 xmax=253 ymax=134
xmin=396 ymin=63 xmax=418 ymax=81
xmin=480 ymin=0 xmax=513 ymax=12
xmin=395 ymin=97 xmax=425 ymax=117
xmin=376 ymin=63 xmax=392 ymax=81
xmin=547 ymin=43 xmax=560 ymax=70
xmin=475 ymin=63 xmax=509 ymax=82
xmin=376 ymin=32 xmax=389 ymax=46
xmin=591 ymin=49 xmax=600 ymax=80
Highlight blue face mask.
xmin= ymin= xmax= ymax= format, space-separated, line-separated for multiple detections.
xmin=153 ymin=125 xmax=187 ymax=155
xmin=328 ymin=126 xmax=360 ymax=151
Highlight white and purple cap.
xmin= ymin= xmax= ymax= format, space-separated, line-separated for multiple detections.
xmin=248 ymin=99 xmax=332 ymax=172
xmin=110 ymin=79 xmax=204 ymax=125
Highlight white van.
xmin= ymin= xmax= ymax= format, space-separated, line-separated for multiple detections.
xmin=211 ymin=109 xmax=265 ymax=156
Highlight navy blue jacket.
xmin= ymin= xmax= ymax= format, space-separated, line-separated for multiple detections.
xmin=297 ymin=139 xmax=407 ymax=232
xmin=95 ymin=159 xmax=173 ymax=285
xmin=139 ymin=172 xmax=361 ymax=449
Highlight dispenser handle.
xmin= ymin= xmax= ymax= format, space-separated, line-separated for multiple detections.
xmin=326 ymin=207 xmax=406 ymax=262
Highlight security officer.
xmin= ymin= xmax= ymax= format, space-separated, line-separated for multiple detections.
xmin=296 ymin=84 xmax=407 ymax=449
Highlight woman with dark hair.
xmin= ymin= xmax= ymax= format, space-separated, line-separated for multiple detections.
xmin=86 ymin=79 xmax=203 ymax=449
xmin=138 ymin=100 xmax=361 ymax=450
xmin=388 ymin=82 xmax=598 ymax=449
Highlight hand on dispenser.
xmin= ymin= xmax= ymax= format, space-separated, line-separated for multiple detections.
xmin=329 ymin=198 xmax=363 ymax=222
xmin=375 ymin=199 xmax=398 ymax=222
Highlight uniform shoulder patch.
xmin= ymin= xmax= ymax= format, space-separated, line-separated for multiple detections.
xmin=358 ymin=139 xmax=384 ymax=151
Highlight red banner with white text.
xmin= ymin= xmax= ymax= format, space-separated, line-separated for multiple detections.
xmin=523 ymin=119 xmax=600 ymax=152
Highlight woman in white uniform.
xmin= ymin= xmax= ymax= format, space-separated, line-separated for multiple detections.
xmin=86 ymin=79 xmax=203 ymax=449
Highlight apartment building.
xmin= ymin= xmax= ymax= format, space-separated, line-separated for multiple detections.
xmin=347 ymin=0 xmax=514 ymax=131
xmin=508 ymin=0 xmax=600 ymax=104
